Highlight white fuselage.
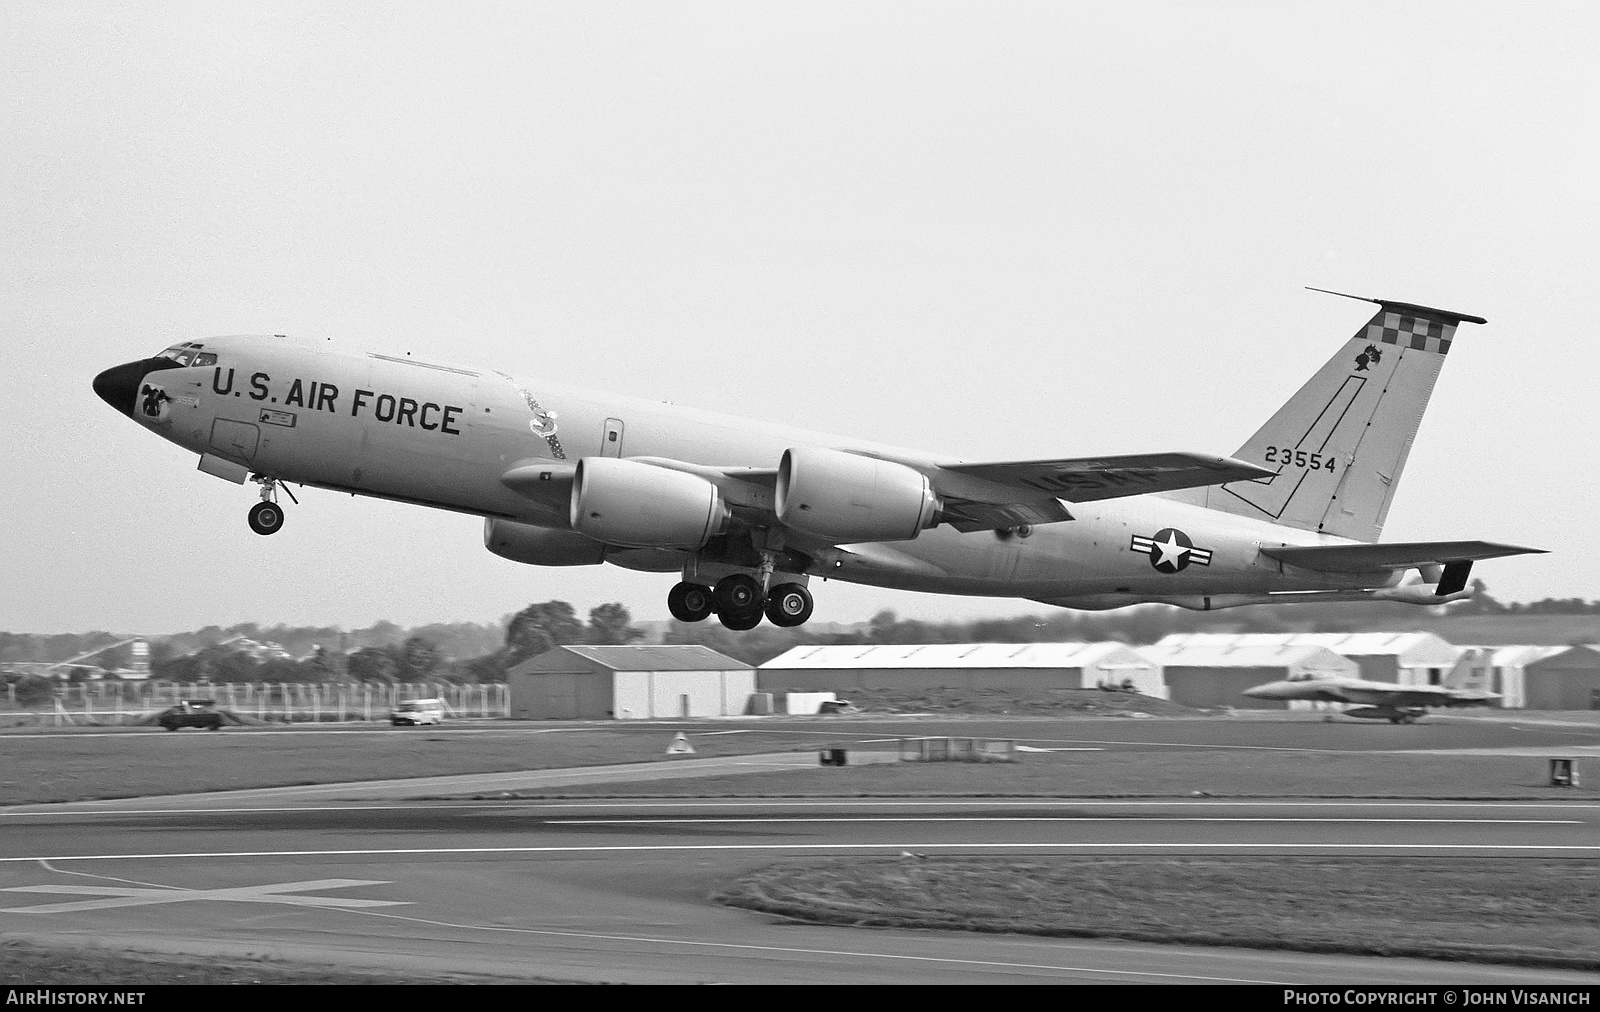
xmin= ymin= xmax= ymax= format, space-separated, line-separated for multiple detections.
xmin=124 ymin=336 xmax=1386 ymax=603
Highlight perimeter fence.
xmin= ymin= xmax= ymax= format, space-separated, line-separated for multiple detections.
xmin=0 ymin=680 xmax=510 ymax=726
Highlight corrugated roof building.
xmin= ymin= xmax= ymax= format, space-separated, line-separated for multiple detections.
xmin=757 ymin=642 xmax=1165 ymax=697
xmin=1141 ymin=641 xmax=1359 ymax=709
xmin=1462 ymin=645 xmax=1600 ymax=710
xmin=507 ymin=645 xmax=756 ymax=720
xmin=1156 ymin=632 xmax=1462 ymax=685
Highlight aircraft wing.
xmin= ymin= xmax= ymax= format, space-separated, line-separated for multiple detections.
xmin=930 ymin=453 xmax=1274 ymax=531
xmin=1332 ymin=683 xmax=1499 ymax=708
xmin=1259 ymin=540 xmax=1546 ymax=574
xmin=504 ymin=453 xmax=1269 ymax=537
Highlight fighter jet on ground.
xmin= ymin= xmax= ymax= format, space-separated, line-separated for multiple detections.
xmin=92 ymin=290 xmax=1542 ymax=629
xmin=1241 ymin=674 xmax=1500 ymax=724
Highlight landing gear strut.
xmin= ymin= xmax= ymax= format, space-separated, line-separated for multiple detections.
xmin=247 ymin=474 xmax=297 ymax=536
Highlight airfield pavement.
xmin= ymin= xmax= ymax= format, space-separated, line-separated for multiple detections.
xmin=2 ymin=712 xmax=1598 ymax=985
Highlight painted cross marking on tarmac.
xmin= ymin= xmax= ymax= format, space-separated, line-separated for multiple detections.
xmin=1 ymin=878 xmax=408 ymax=914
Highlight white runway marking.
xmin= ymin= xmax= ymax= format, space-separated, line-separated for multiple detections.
xmin=6 ymin=803 xmax=1593 ymax=819
xmin=548 ymin=816 xmax=1580 ymax=825
xmin=5 ymin=841 xmax=1598 ymax=864
xmin=5 ymin=798 xmax=1597 ymax=817
xmin=1 ymin=877 xmax=407 ymax=914
xmin=1015 ymin=746 xmax=1105 ymax=752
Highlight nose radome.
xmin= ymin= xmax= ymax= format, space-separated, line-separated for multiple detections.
xmin=93 ymin=360 xmax=150 ymax=418
xmin=93 ymin=357 xmax=185 ymax=418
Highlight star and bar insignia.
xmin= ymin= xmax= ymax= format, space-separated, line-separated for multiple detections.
xmin=1130 ymin=528 xmax=1213 ymax=573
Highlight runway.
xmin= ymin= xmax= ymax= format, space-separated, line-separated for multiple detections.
xmin=3 ymin=714 xmax=1597 ymax=983
xmin=4 ymin=794 xmax=1599 ymax=984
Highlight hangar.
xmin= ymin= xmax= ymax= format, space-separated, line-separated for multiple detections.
xmin=1156 ymin=632 xmax=1462 ymax=686
xmin=507 ymin=645 xmax=755 ymax=720
xmin=1474 ymin=645 xmax=1600 ymax=710
xmin=757 ymin=642 xmax=1166 ymax=697
xmin=1141 ymin=641 xmax=1358 ymax=709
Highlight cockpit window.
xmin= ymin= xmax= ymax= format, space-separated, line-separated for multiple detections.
xmin=193 ymin=352 xmax=217 ymax=367
xmin=155 ymin=342 xmax=206 ymax=366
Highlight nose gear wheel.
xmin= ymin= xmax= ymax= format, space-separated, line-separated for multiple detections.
xmin=246 ymin=474 xmax=297 ymax=536
xmin=248 ymin=500 xmax=284 ymax=535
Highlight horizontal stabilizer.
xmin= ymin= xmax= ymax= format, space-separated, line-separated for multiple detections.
xmin=1260 ymin=540 xmax=1546 ymax=574
xmin=939 ymin=452 xmax=1273 ymax=504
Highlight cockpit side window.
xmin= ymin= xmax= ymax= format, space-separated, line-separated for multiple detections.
xmin=193 ymin=352 xmax=217 ymax=367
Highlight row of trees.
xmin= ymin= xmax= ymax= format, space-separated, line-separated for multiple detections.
xmin=137 ymin=602 xmax=644 ymax=685
xmin=6 ymin=580 xmax=1597 ymax=690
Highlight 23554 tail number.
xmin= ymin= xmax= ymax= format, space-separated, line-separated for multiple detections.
xmin=1264 ymin=446 xmax=1336 ymax=471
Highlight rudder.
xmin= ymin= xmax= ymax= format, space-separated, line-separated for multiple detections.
xmin=1194 ymin=292 xmax=1485 ymax=542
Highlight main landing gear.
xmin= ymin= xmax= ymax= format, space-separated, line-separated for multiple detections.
xmin=667 ymin=576 xmax=814 ymax=629
xmin=246 ymin=474 xmax=297 ymax=536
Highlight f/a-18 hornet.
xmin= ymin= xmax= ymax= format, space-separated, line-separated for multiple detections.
xmin=94 ymin=289 xmax=1542 ymax=630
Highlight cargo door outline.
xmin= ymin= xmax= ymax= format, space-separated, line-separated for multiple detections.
xmin=209 ymin=419 xmax=260 ymax=465
xmin=1220 ymin=375 xmax=1365 ymax=521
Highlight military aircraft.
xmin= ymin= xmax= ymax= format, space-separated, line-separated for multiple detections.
xmin=93 ymin=289 xmax=1542 ymax=630
xmin=1241 ymin=673 xmax=1500 ymax=723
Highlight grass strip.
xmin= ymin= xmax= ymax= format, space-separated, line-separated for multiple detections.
xmin=0 ymin=939 xmax=553 ymax=985
xmin=714 ymin=856 xmax=1600 ymax=970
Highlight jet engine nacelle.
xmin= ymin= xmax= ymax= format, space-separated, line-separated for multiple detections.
xmin=776 ymin=446 xmax=940 ymax=543
xmin=484 ymin=519 xmax=607 ymax=566
xmin=570 ymin=456 xmax=730 ymax=549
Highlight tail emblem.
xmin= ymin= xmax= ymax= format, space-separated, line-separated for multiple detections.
xmin=1131 ymin=528 xmax=1213 ymax=573
xmin=1354 ymin=344 xmax=1383 ymax=371
xmin=1366 ymin=311 xmax=1457 ymax=356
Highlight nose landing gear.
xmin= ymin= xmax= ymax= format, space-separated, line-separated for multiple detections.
xmin=247 ymin=474 xmax=298 ymax=536
xmin=664 ymin=576 xmax=815 ymax=630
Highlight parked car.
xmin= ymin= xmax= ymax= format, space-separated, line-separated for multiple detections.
xmin=390 ymin=698 xmax=445 ymax=726
xmin=157 ymin=699 xmax=224 ymax=731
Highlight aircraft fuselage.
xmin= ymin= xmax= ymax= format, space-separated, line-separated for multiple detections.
xmin=97 ymin=335 xmax=1391 ymax=610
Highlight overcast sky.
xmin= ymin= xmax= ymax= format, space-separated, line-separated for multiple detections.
xmin=3 ymin=2 xmax=1596 ymax=635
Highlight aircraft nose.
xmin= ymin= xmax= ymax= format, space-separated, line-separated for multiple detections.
xmin=93 ymin=359 xmax=154 ymax=418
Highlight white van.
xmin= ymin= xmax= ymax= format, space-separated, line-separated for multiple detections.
xmin=390 ymin=698 xmax=445 ymax=726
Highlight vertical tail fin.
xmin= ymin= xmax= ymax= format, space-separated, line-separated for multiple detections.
xmin=1194 ymin=291 xmax=1486 ymax=542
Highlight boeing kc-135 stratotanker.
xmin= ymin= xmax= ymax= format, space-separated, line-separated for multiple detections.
xmin=93 ymin=290 xmax=1543 ymax=630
